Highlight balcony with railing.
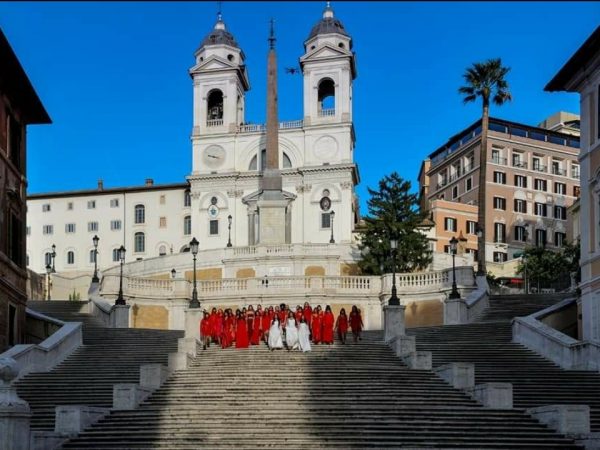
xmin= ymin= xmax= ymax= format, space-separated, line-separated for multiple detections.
xmin=552 ymin=167 xmax=567 ymax=176
xmin=491 ymin=156 xmax=507 ymax=165
xmin=318 ymin=108 xmax=335 ymax=117
xmin=206 ymin=119 xmax=223 ymax=127
xmin=512 ymin=160 xmax=528 ymax=169
xmin=571 ymin=169 xmax=580 ymax=179
xmin=532 ymin=164 xmax=547 ymax=173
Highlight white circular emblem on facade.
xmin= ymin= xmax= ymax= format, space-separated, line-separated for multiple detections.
xmin=313 ymin=135 xmax=339 ymax=161
xmin=207 ymin=205 xmax=219 ymax=218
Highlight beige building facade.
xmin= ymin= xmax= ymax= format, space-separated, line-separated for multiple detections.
xmin=420 ymin=116 xmax=580 ymax=275
xmin=546 ymin=26 xmax=600 ymax=342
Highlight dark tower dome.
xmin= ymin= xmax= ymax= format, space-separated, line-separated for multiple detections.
xmin=306 ymin=2 xmax=350 ymax=41
xmin=199 ymin=14 xmax=240 ymax=49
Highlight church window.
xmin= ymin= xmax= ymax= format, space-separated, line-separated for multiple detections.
xmin=159 ymin=217 xmax=167 ymax=228
xmin=134 ymin=232 xmax=145 ymax=253
xmin=248 ymin=150 xmax=293 ymax=170
xmin=227 ymin=54 xmax=234 ymax=62
xmin=44 ymin=252 xmax=52 ymax=267
xmin=184 ymin=215 xmax=192 ymax=235
xmin=67 ymin=251 xmax=75 ymax=265
xmin=338 ymin=42 xmax=345 ymax=49
xmin=112 ymin=248 xmax=120 ymax=262
xmin=282 ymin=152 xmax=292 ymax=168
xmin=159 ymin=195 xmax=166 ymax=205
xmin=89 ymin=249 xmax=97 ymax=264
xmin=209 ymin=219 xmax=219 ymax=235
xmin=159 ymin=245 xmax=167 ymax=256
xmin=317 ymin=78 xmax=335 ymax=114
xmin=210 ymin=196 xmax=218 ymax=205
xmin=134 ymin=204 xmax=145 ymax=224
xmin=207 ymin=89 xmax=224 ymax=121
xmin=184 ymin=190 xmax=191 ymax=207
xmin=320 ymin=196 xmax=331 ymax=211
xmin=321 ymin=212 xmax=332 ymax=229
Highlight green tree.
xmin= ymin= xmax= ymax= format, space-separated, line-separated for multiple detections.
xmin=358 ymin=172 xmax=432 ymax=275
xmin=459 ymin=58 xmax=512 ymax=275
xmin=517 ymin=240 xmax=580 ymax=290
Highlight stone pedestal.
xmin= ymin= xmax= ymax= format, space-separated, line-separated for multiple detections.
xmin=384 ymin=305 xmax=406 ymax=343
xmin=257 ymin=197 xmax=288 ymax=245
xmin=582 ymin=290 xmax=600 ymax=343
xmin=469 ymin=383 xmax=513 ymax=409
xmin=527 ymin=405 xmax=590 ymax=435
xmin=178 ymin=337 xmax=199 ymax=357
xmin=0 ymin=358 xmax=31 ymax=450
xmin=168 ymin=352 xmax=190 ymax=371
xmin=404 ymin=351 xmax=432 ymax=370
xmin=55 ymin=406 xmax=109 ymax=434
xmin=113 ymin=384 xmax=151 ymax=411
xmin=184 ymin=309 xmax=204 ymax=341
xmin=139 ymin=364 xmax=170 ymax=391
xmin=393 ymin=335 xmax=416 ymax=358
xmin=110 ymin=305 xmax=130 ymax=328
xmin=434 ymin=363 xmax=475 ymax=390
xmin=444 ymin=297 xmax=468 ymax=325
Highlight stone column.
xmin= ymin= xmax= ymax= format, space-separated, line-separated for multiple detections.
xmin=383 ymin=304 xmax=406 ymax=343
xmin=184 ymin=308 xmax=204 ymax=341
xmin=444 ymin=297 xmax=468 ymax=325
xmin=110 ymin=305 xmax=131 ymax=328
xmin=0 ymin=358 xmax=31 ymax=450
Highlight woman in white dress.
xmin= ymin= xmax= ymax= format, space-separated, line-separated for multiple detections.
xmin=285 ymin=311 xmax=299 ymax=351
xmin=268 ymin=316 xmax=284 ymax=351
xmin=298 ymin=315 xmax=312 ymax=353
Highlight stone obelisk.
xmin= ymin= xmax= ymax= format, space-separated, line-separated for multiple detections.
xmin=257 ymin=19 xmax=288 ymax=244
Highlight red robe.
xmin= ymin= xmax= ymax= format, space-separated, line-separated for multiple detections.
xmin=246 ymin=313 xmax=254 ymax=340
xmin=303 ymin=306 xmax=312 ymax=327
xmin=278 ymin=310 xmax=287 ymax=326
xmin=261 ymin=312 xmax=271 ymax=338
xmin=322 ymin=312 xmax=335 ymax=344
xmin=350 ymin=311 xmax=363 ymax=333
xmin=311 ymin=313 xmax=322 ymax=343
xmin=213 ymin=313 xmax=224 ymax=342
xmin=251 ymin=314 xmax=262 ymax=345
xmin=295 ymin=310 xmax=303 ymax=323
xmin=336 ymin=314 xmax=348 ymax=334
xmin=221 ymin=317 xmax=234 ymax=348
xmin=200 ymin=318 xmax=211 ymax=338
xmin=236 ymin=318 xmax=249 ymax=348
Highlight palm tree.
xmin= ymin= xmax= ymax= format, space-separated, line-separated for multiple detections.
xmin=458 ymin=58 xmax=512 ymax=276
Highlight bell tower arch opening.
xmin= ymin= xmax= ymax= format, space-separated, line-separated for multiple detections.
xmin=317 ymin=78 xmax=335 ymax=114
xmin=207 ymin=89 xmax=224 ymax=121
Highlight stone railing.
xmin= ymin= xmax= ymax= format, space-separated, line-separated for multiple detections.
xmin=0 ymin=310 xmax=82 ymax=380
xmin=206 ymin=119 xmax=223 ymax=127
xmin=319 ymin=108 xmax=335 ymax=117
xmin=381 ymin=266 xmax=475 ymax=295
xmin=513 ymin=297 xmax=600 ymax=371
xmin=230 ymin=243 xmax=336 ymax=257
xmin=236 ymin=120 xmax=304 ymax=134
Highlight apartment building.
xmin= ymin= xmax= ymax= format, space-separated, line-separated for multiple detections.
xmin=420 ymin=115 xmax=580 ymax=272
xmin=0 ymin=30 xmax=51 ymax=351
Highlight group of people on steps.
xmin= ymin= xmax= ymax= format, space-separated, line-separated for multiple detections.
xmin=200 ymin=303 xmax=364 ymax=352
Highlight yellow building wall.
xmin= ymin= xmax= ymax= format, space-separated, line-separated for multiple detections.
xmin=305 ymin=266 xmax=326 ymax=276
xmin=132 ymin=304 xmax=169 ymax=330
xmin=184 ymin=268 xmax=222 ymax=281
xmin=236 ymin=268 xmax=256 ymax=279
xmin=405 ymin=300 xmax=443 ymax=328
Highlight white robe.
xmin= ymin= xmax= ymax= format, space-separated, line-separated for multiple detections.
xmin=298 ymin=322 xmax=312 ymax=352
xmin=268 ymin=321 xmax=283 ymax=349
xmin=285 ymin=318 xmax=299 ymax=350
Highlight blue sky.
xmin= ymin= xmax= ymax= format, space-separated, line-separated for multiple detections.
xmin=2 ymin=1 xmax=598 ymax=214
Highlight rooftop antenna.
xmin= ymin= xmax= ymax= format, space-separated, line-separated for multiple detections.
xmin=268 ymin=18 xmax=276 ymax=50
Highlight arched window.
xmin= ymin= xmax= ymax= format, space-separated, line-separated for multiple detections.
xmin=184 ymin=215 xmax=192 ymax=235
xmin=112 ymin=248 xmax=120 ymax=262
xmin=248 ymin=150 xmax=292 ymax=170
xmin=184 ymin=190 xmax=191 ymax=207
xmin=207 ymin=90 xmax=224 ymax=120
xmin=318 ymin=78 xmax=335 ymax=114
xmin=158 ymin=245 xmax=167 ymax=256
xmin=44 ymin=252 xmax=52 ymax=267
xmin=89 ymin=249 xmax=97 ymax=264
xmin=134 ymin=204 xmax=145 ymax=224
xmin=134 ymin=232 xmax=145 ymax=253
xmin=67 ymin=251 xmax=75 ymax=265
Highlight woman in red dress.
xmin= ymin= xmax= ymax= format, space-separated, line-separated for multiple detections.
xmin=349 ymin=305 xmax=364 ymax=343
xmin=221 ymin=310 xmax=233 ymax=349
xmin=251 ymin=310 xmax=262 ymax=345
xmin=295 ymin=305 xmax=303 ymax=323
xmin=209 ymin=308 xmax=219 ymax=345
xmin=322 ymin=305 xmax=335 ymax=345
xmin=200 ymin=311 xmax=211 ymax=350
xmin=235 ymin=310 xmax=249 ymax=348
xmin=311 ymin=307 xmax=322 ymax=344
xmin=335 ymin=308 xmax=349 ymax=344
xmin=213 ymin=309 xmax=224 ymax=346
xmin=303 ymin=302 xmax=312 ymax=328
xmin=246 ymin=306 xmax=255 ymax=340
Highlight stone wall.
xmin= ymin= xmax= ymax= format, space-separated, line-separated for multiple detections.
xmin=132 ymin=304 xmax=169 ymax=330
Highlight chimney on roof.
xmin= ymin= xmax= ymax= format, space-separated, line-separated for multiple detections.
xmin=97 ymin=179 xmax=104 ymax=190
xmin=145 ymin=178 xmax=154 ymax=186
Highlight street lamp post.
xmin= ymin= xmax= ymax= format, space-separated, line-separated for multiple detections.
xmin=171 ymin=268 xmax=177 ymax=279
xmin=329 ymin=210 xmax=336 ymax=244
xmin=227 ymin=215 xmax=233 ymax=248
xmin=92 ymin=235 xmax=100 ymax=283
xmin=449 ymin=236 xmax=460 ymax=299
xmin=51 ymin=244 xmax=56 ymax=273
xmin=115 ymin=245 xmax=126 ymax=305
xmin=389 ymin=238 xmax=399 ymax=305
xmin=45 ymin=263 xmax=52 ymax=301
xmin=189 ymin=237 xmax=200 ymax=308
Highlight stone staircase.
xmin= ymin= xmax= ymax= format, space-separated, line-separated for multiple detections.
xmin=61 ymin=333 xmax=581 ymax=448
xmin=477 ymin=293 xmax=572 ymax=322
xmin=15 ymin=301 xmax=183 ymax=431
xmin=407 ymin=294 xmax=600 ymax=433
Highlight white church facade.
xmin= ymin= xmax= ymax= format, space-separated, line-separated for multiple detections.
xmin=27 ymin=5 xmax=362 ymax=278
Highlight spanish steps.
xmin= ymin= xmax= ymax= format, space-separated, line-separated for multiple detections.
xmin=15 ymin=301 xmax=183 ymax=431
xmin=15 ymin=299 xmax=586 ymax=448
xmin=407 ymin=293 xmax=600 ymax=433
